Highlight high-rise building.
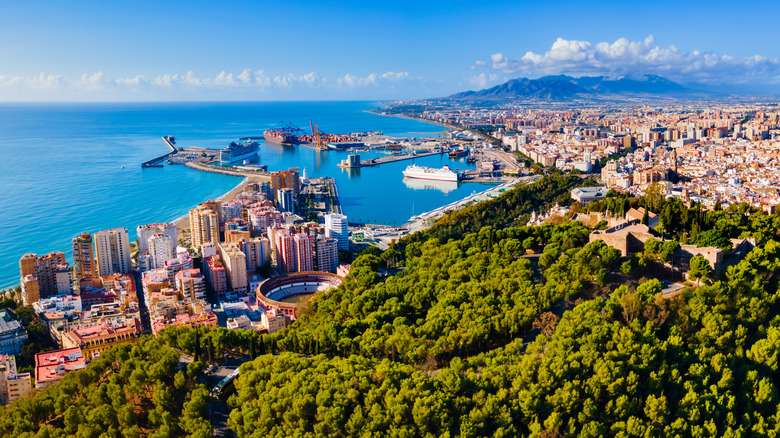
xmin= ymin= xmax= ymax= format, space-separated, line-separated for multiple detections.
xmin=147 ymin=233 xmax=175 ymax=270
xmin=189 ymin=205 xmax=219 ymax=250
xmin=18 ymin=252 xmax=70 ymax=304
xmin=163 ymin=253 xmax=193 ymax=285
xmin=204 ymin=256 xmax=228 ymax=294
xmin=241 ymin=237 xmax=269 ymax=272
xmin=19 ymin=254 xmax=40 ymax=305
xmin=315 ymin=236 xmax=339 ymax=273
xmin=136 ymin=223 xmax=177 ymax=254
xmin=272 ymin=229 xmax=296 ymax=272
xmin=225 ymin=229 xmax=251 ymax=243
xmin=220 ymin=201 xmax=244 ymax=230
xmin=270 ymin=170 xmax=300 ymax=202
xmin=294 ymin=234 xmax=313 ymax=272
xmin=219 ymin=243 xmax=248 ymax=293
xmin=325 ymin=213 xmax=349 ymax=250
xmin=277 ymin=188 xmax=295 ymax=212
xmin=248 ymin=207 xmax=284 ymax=237
xmin=94 ymin=228 xmax=132 ymax=276
xmin=71 ymin=233 xmax=96 ymax=280
xmin=141 ymin=269 xmax=170 ymax=297
xmin=20 ymin=275 xmax=39 ymax=306
xmin=176 ymin=269 xmax=206 ymax=303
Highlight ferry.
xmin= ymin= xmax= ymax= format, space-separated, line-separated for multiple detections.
xmin=220 ymin=140 xmax=259 ymax=163
xmin=402 ymin=164 xmax=461 ymax=182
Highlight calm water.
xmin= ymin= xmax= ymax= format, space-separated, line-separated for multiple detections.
xmin=0 ymin=101 xmax=493 ymax=289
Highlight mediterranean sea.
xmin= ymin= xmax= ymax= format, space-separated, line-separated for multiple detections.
xmin=0 ymin=101 xmax=495 ymax=289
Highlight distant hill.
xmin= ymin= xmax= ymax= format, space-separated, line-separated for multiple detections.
xmin=447 ymin=74 xmax=698 ymax=101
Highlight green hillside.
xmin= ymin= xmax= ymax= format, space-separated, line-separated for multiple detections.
xmin=5 ymin=176 xmax=780 ymax=437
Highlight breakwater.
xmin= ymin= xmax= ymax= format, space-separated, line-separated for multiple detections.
xmin=184 ymin=161 xmax=271 ymax=181
xmin=141 ymin=136 xmax=178 ymax=168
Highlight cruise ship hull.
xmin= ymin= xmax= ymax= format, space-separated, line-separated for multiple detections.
xmin=402 ymin=165 xmax=461 ymax=182
xmin=221 ymin=150 xmax=258 ymax=163
xmin=220 ymin=141 xmax=259 ymax=163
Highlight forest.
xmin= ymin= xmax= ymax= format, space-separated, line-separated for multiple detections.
xmin=4 ymin=176 xmax=780 ymax=437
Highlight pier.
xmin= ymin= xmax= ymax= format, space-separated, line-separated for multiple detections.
xmin=328 ymin=178 xmax=343 ymax=214
xmin=184 ymin=161 xmax=271 ymax=181
xmin=141 ymin=136 xmax=178 ymax=168
xmin=337 ymin=151 xmax=445 ymax=168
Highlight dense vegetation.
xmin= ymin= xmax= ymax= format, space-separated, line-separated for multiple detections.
xmin=6 ymin=176 xmax=780 ymax=437
xmin=586 ymin=187 xmax=780 ymax=249
xmin=0 ymin=337 xmax=211 ymax=437
xmin=402 ymin=173 xmax=595 ymax=249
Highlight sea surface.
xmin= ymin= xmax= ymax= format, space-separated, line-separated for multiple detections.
xmin=0 ymin=101 xmax=494 ymax=289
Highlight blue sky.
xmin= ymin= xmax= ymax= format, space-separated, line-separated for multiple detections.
xmin=1 ymin=0 xmax=779 ymax=101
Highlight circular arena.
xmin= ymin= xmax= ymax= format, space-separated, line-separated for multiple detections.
xmin=255 ymin=271 xmax=343 ymax=320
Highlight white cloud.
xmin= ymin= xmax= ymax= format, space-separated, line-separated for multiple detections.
xmin=470 ymin=73 xmax=488 ymax=88
xmin=0 ymin=68 xmax=425 ymax=101
xmin=470 ymin=60 xmax=486 ymax=70
xmin=490 ymin=36 xmax=780 ymax=84
xmin=337 ymin=71 xmax=414 ymax=88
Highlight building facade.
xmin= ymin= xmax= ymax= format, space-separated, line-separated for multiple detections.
xmin=325 ymin=213 xmax=349 ymax=250
xmin=94 ymin=228 xmax=132 ymax=276
xmin=71 ymin=233 xmax=96 ymax=280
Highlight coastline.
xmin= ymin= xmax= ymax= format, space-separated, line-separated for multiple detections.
xmin=366 ymin=108 xmax=455 ymax=131
xmin=173 ymin=176 xmax=262 ymax=241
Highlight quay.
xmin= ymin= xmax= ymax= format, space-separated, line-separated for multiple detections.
xmin=328 ymin=178 xmax=343 ymax=215
xmin=141 ymin=136 xmax=178 ymax=168
xmin=185 ymin=161 xmax=271 ymax=182
xmin=338 ymin=151 xmax=444 ymax=168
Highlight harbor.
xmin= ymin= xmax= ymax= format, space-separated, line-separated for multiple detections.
xmin=336 ymin=150 xmax=445 ymax=168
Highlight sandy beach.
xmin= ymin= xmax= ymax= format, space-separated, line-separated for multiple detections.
xmin=174 ymin=176 xmax=268 ymax=241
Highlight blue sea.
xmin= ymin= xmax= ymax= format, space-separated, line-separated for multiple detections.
xmin=0 ymin=101 xmax=494 ymax=290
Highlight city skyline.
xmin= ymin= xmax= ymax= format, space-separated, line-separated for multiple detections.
xmin=2 ymin=0 xmax=780 ymax=101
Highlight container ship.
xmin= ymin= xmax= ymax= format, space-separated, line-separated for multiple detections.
xmin=448 ymin=149 xmax=469 ymax=159
xmin=220 ymin=140 xmax=259 ymax=163
xmin=263 ymin=122 xmax=305 ymax=146
xmin=263 ymin=129 xmax=298 ymax=146
xmin=402 ymin=164 xmax=461 ymax=182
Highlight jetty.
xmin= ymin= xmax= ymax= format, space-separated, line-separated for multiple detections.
xmin=337 ymin=150 xmax=444 ymax=168
xmin=184 ymin=161 xmax=271 ymax=181
xmin=141 ymin=136 xmax=178 ymax=168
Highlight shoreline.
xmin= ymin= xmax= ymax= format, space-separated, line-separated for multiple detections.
xmin=366 ymin=108 xmax=456 ymax=131
xmin=173 ymin=176 xmax=263 ymax=242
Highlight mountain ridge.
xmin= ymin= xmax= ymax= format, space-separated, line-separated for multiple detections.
xmin=447 ymin=74 xmax=702 ymax=101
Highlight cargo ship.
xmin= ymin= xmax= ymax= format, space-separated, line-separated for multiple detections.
xmin=263 ymin=122 xmax=305 ymax=146
xmin=402 ymin=164 xmax=461 ymax=182
xmin=263 ymin=129 xmax=297 ymax=145
xmin=220 ymin=140 xmax=259 ymax=163
xmin=448 ymin=149 xmax=469 ymax=159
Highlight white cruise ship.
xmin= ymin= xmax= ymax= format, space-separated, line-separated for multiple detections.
xmin=402 ymin=164 xmax=461 ymax=182
xmin=220 ymin=140 xmax=259 ymax=163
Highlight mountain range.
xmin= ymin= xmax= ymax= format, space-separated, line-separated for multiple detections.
xmin=447 ymin=74 xmax=703 ymax=101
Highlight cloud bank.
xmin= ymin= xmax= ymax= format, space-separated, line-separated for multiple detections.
xmin=485 ymin=36 xmax=780 ymax=85
xmin=0 ymin=69 xmax=419 ymax=101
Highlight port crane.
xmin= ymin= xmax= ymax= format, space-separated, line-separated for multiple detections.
xmin=310 ymin=119 xmax=328 ymax=151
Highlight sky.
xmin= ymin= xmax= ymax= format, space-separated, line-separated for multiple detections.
xmin=1 ymin=0 xmax=779 ymax=101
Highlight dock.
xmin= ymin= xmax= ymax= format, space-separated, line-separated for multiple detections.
xmin=184 ymin=161 xmax=270 ymax=181
xmin=141 ymin=136 xmax=178 ymax=168
xmin=337 ymin=151 xmax=444 ymax=168
xmin=328 ymin=178 xmax=343 ymax=214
